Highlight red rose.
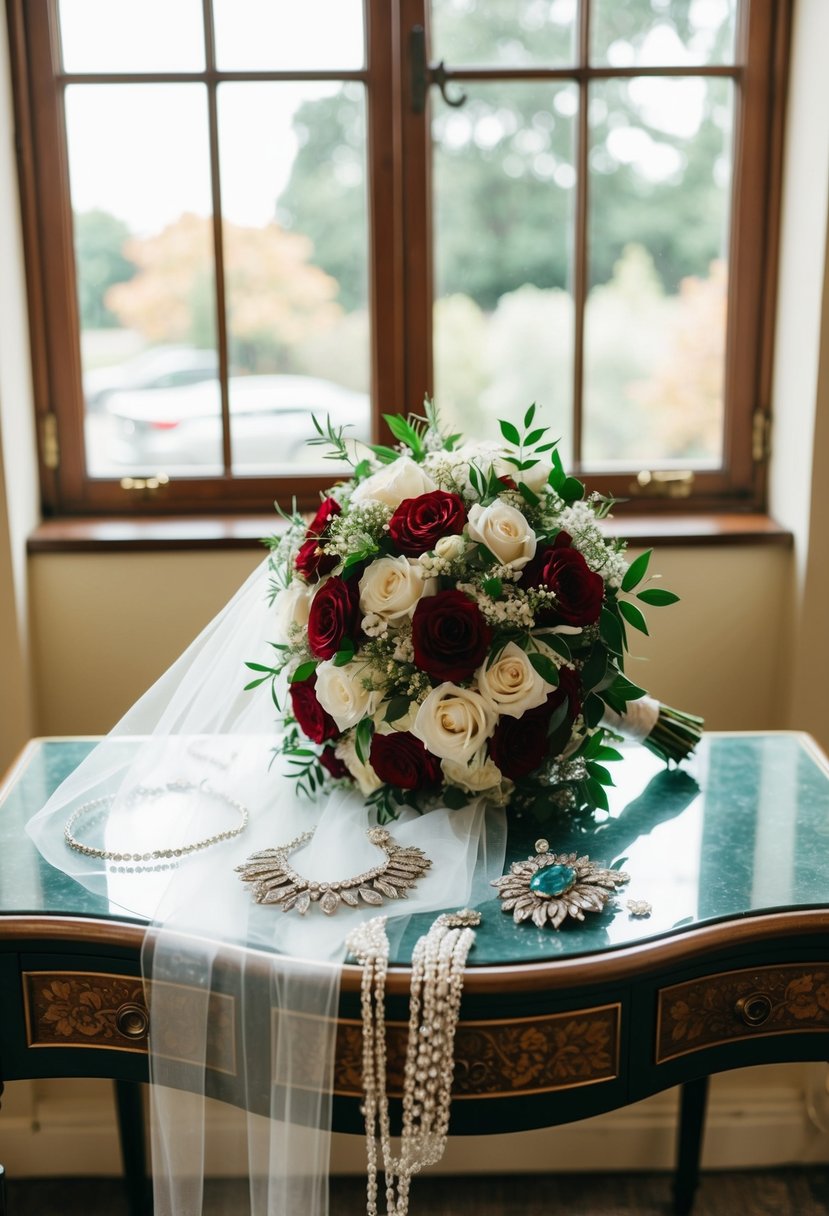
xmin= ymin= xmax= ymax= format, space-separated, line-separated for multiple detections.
xmin=307 ymin=497 xmax=341 ymax=538
xmin=411 ymin=589 xmax=492 ymax=683
xmin=289 ymin=675 xmax=339 ymax=745
xmin=547 ymin=663 xmax=583 ymax=722
xmin=307 ymin=575 xmax=361 ymax=659
xmin=523 ymin=533 xmax=603 ymax=626
xmin=370 ymin=731 xmax=442 ymax=790
xmin=295 ymin=536 xmax=338 ymax=582
xmin=319 ymin=745 xmax=349 ymax=780
xmin=489 ymin=701 xmax=552 ymax=779
xmin=387 ymin=490 xmax=467 ymax=556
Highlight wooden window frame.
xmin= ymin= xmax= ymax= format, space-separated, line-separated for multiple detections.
xmin=8 ymin=0 xmax=790 ymax=519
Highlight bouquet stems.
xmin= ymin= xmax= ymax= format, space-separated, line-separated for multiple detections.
xmin=641 ymin=703 xmax=705 ymax=765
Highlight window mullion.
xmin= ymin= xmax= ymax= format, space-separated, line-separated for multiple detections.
xmin=572 ymin=0 xmax=591 ymax=472
xmin=201 ymin=0 xmax=232 ymax=476
xmin=399 ymin=0 xmax=431 ymax=422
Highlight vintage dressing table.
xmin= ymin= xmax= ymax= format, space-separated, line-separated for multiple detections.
xmin=2 ymin=732 xmax=829 ymax=1215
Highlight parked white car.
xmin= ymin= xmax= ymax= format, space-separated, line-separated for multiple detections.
xmin=103 ymin=373 xmax=371 ymax=472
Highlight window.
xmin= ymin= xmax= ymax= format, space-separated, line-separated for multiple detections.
xmin=9 ymin=0 xmax=789 ymax=516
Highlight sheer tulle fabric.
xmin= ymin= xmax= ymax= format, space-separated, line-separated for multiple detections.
xmin=26 ymin=559 xmax=506 ymax=1214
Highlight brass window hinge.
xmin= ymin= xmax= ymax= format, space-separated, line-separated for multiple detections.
xmin=120 ymin=473 xmax=170 ymax=491
xmin=752 ymin=410 xmax=772 ymax=462
xmin=41 ymin=412 xmax=59 ymax=470
xmin=629 ymin=469 xmax=695 ymax=498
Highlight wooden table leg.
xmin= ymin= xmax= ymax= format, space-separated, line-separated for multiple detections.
xmin=114 ymin=1079 xmax=152 ymax=1216
xmin=673 ymin=1075 xmax=709 ymax=1216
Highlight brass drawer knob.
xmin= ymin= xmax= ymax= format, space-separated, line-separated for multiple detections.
xmin=735 ymin=992 xmax=773 ymax=1027
xmin=115 ymin=1001 xmax=149 ymax=1039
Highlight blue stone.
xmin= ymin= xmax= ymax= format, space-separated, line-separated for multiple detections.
xmin=530 ymin=863 xmax=576 ymax=898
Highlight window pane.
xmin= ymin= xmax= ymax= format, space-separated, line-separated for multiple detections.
xmin=213 ymin=0 xmax=364 ymax=71
xmin=591 ymin=0 xmax=737 ymax=67
xmin=58 ymin=0 xmax=205 ymax=73
xmin=65 ymin=85 xmax=220 ymax=477
xmin=431 ymin=0 xmax=577 ymax=68
xmin=217 ymin=82 xmax=370 ymax=475
xmin=583 ymin=76 xmax=733 ymax=469
xmin=432 ymin=83 xmax=576 ymax=461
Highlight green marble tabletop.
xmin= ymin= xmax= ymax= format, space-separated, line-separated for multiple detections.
xmin=3 ymin=734 xmax=829 ymax=966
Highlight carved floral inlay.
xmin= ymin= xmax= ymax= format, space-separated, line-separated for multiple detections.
xmin=326 ymin=1005 xmax=619 ymax=1099
xmin=23 ymin=971 xmax=236 ymax=1074
xmin=658 ymin=964 xmax=829 ymax=1062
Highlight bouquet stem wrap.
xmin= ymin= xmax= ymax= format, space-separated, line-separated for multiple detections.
xmin=601 ymin=697 xmax=705 ymax=764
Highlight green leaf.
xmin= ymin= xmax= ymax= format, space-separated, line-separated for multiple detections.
xmin=593 ymin=745 xmax=624 ymax=762
xmin=600 ymin=607 xmax=624 ymax=655
xmin=534 ymin=631 xmax=572 ymax=662
xmin=333 ymin=639 xmax=355 ymax=666
xmin=442 ymin=785 xmax=471 ymax=810
xmin=499 ymin=418 xmax=521 ymax=446
xmin=245 ymin=661 xmax=277 ymax=673
xmin=581 ymin=646 xmax=608 ymax=691
xmin=383 ymin=413 xmax=423 ymax=456
xmin=355 ymin=717 xmax=375 ymax=766
xmin=586 ymin=761 xmax=615 ymax=787
xmin=529 ymin=652 xmax=560 ymax=686
xmin=384 ymin=696 xmax=411 ymax=724
xmin=583 ymin=692 xmax=605 ymax=729
xmin=483 ymin=577 xmax=503 ymax=598
xmin=637 ymin=588 xmax=680 ymax=606
xmin=289 ymin=660 xmax=318 ymax=684
xmin=619 ymin=600 xmax=649 ymax=635
xmin=365 ymin=443 xmax=399 ymax=464
xmin=605 ymin=674 xmax=647 ymax=703
xmin=244 ymin=676 xmax=269 ymax=691
xmin=621 ymin=549 xmax=652 ymax=592
xmin=584 ymin=777 xmax=609 ymax=812
xmin=560 ymin=476 xmax=585 ymax=503
xmin=523 ymin=403 xmax=536 ymax=429
xmin=518 ymin=481 xmax=540 ymax=507
xmin=524 ymin=427 xmax=547 ymax=446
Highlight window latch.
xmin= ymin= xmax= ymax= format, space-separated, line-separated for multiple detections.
xmin=409 ymin=25 xmax=467 ymax=115
xmin=630 ymin=470 xmax=695 ymax=498
xmin=119 ymin=473 xmax=170 ymax=492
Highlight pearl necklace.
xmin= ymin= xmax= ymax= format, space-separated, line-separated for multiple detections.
xmin=347 ymin=909 xmax=479 ymax=1216
xmin=63 ymin=781 xmax=248 ymax=864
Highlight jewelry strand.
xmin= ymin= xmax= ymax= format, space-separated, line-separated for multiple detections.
xmin=347 ymin=909 xmax=479 ymax=1216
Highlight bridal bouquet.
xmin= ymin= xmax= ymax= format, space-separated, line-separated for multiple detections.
xmin=247 ymin=403 xmax=702 ymax=823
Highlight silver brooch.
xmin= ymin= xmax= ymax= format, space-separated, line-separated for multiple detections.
xmin=492 ymin=838 xmax=630 ymax=929
xmin=236 ymin=826 xmax=432 ymax=915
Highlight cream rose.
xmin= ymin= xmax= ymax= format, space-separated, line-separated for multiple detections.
xmin=335 ymin=735 xmax=383 ymax=796
xmin=467 ymin=501 xmax=537 ymax=569
xmin=475 ymin=641 xmax=553 ymax=718
xmin=272 ymin=581 xmax=312 ymax=646
xmin=433 ymin=534 xmax=466 ymax=562
xmin=412 ymin=683 xmax=496 ymax=765
xmin=359 ymin=555 xmax=436 ymax=622
xmin=441 ymin=748 xmax=503 ymax=794
xmin=314 ymin=661 xmax=380 ymax=731
xmin=350 ymin=457 xmax=436 ymax=509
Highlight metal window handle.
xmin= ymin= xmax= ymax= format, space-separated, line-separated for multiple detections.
xmin=409 ymin=25 xmax=468 ymax=114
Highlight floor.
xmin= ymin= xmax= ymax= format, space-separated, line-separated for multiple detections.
xmin=6 ymin=1170 xmax=829 ymax=1215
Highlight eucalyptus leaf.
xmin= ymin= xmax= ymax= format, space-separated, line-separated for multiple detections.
xmin=637 ymin=588 xmax=680 ymax=606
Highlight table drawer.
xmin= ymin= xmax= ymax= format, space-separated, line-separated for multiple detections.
xmin=22 ymin=968 xmax=236 ymax=1075
xmin=656 ymin=962 xmax=829 ymax=1063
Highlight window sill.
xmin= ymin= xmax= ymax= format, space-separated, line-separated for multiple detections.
xmin=27 ymin=512 xmax=793 ymax=554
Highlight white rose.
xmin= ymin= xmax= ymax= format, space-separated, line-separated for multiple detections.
xmin=475 ymin=641 xmax=553 ymax=718
xmin=433 ymin=534 xmax=466 ymax=562
xmin=441 ymin=748 xmax=503 ymax=794
xmin=359 ymin=555 xmax=436 ymax=622
xmin=412 ymin=683 xmax=496 ymax=765
xmin=314 ymin=661 xmax=380 ymax=731
xmin=467 ymin=501 xmax=537 ymax=569
xmin=350 ymin=457 xmax=436 ymax=509
xmin=272 ymin=580 xmax=312 ymax=646
xmin=335 ymin=735 xmax=382 ymax=796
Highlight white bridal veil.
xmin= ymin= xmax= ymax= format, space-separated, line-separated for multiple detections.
xmin=27 ymin=556 xmax=507 ymax=1215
